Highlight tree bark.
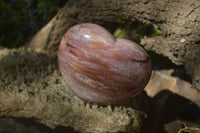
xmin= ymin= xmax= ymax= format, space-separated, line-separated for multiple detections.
xmin=0 ymin=48 xmax=151 ymax=133
xmin=26 ymin=0 xmax=200 ymax=91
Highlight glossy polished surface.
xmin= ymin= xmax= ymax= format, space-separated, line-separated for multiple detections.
xmin=58 ymin=23 xmax=152 ymax=104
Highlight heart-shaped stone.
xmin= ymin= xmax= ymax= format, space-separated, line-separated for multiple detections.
xmin=58 ymin=23 xmax=152 ymax=105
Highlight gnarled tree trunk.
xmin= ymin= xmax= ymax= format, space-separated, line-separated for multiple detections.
xmin=27 ymin=0 xmax=200 ymax=91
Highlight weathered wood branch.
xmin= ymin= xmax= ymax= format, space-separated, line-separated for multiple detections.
xmin=0 ymin=48 xmax=151 ymax=133
xmin=26 ymin=0 xmax=200 ymax=91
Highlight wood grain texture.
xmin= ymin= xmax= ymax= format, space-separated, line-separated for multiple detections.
xmin=26 ymin=0 xmax=200 ymax=91
xmin=0 ymin=48 xmax=151 ymax=133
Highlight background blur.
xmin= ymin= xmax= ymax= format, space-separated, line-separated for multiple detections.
xmin=0 ymin=0 xmax=65 ymax=49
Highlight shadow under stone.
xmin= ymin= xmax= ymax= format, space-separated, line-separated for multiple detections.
xmin=142 ymin=90 xmax=200 ymax=133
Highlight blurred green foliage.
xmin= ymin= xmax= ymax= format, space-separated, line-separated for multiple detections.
xmin=0 ymin=0 xmax=65 ymax=48
xmin=113 ymin=20 xmax=133 ymax=39
xmin=114 ymin=19 xmax=165 ymax=43
xmin=114 ymin=20 xmax=134 ymax=39
xmin=136 ymin=23 xmax=165 ymax=41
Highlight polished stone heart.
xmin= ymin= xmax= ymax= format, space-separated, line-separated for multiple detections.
xmin=58 ymin=23 xmax=152 ymax=104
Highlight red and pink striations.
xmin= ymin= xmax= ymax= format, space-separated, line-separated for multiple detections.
xmin=58 ymin=23 xmax=152 ymax=105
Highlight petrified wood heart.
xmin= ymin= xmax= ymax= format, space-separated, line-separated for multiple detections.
xmin=58 ymin=23 xmax=152 ymax=105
